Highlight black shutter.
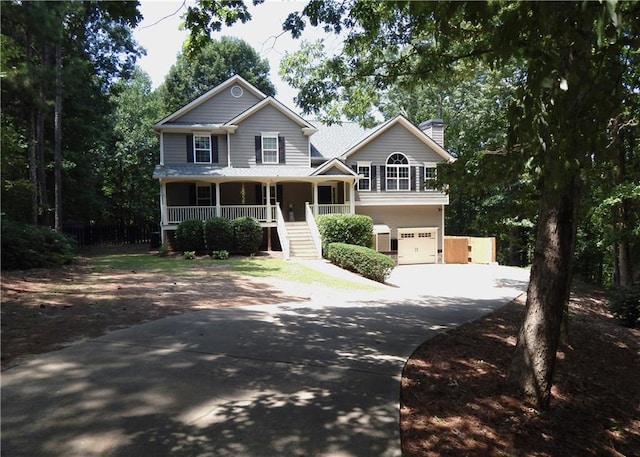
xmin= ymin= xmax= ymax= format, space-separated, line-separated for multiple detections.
xmin=186 ymin=134 xmax=194 ymax=163
xmin=255 ymin=136 xmax=262 ymax=164
xmin=211 ymin=135 xmax=219 ymax=163
xmin=188 ymin=184 xmax=196 ymax=205
xmin=211 ymin=184 xmax=216 ymax=205
xmin=411 ymin=166 xmax=417 ymax=191
xmin=371 ymin=166 xmax=377 ymax=190
xmin=380 ymin=166 xmax=386 ymax=191
xmin=278 ymin=136 xmax=286 ymax=163
xmin=277 ymin=184 xmax=283 ymax=207
xmin=419 ymin=166 xmax=425 ymax=191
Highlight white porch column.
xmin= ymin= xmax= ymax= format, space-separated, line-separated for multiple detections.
xmin=349 ymin=180 xmax=355 ymax=214
xmin=313 ymin=182 xmax=319 ymax=216
xmin=440 ymin=204 xmax=445 ymax=264
xmin=160 ymin=181 xmax=167 ymax=244
xmin=266 ymin=181 xmax=272 ymax=222
xmin=215 ymin=182 xmax=221 ymax=217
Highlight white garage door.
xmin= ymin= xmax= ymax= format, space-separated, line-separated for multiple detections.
xmin=397 ymin=227 xmax=438 ymax=265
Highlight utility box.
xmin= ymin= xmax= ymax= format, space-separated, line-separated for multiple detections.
xmin=373 ymin=224 xmax=391 ymax=252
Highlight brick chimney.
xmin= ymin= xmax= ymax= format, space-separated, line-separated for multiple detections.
xmin=418 ymin=119 xmax=444 ymax=147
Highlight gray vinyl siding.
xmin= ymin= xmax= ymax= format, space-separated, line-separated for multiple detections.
xmin=162 ymin=132 xmax=228 ymax=166
xmin=230 ymin=105 xmax=309 ymax=167
xmin=174 ymin=86 xmax=262 ymax=124
xmin=347 ymin=123 xmax=443 ymax=167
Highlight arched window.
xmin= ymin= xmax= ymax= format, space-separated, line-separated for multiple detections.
xmin=386 ymin=152 xmax=410 ymax=191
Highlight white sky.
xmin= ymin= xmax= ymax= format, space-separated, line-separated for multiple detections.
xmin=133 ymin=0 xmax=339 ymax=113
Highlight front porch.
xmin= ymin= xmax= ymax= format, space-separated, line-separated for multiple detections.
xmin=159 ymin=178 xmax=356 ymax=228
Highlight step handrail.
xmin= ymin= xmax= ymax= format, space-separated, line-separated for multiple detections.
xmin=275 ymin=204 xmax=290 ymax=260
xmin=305 ymin=202 xmax=323 ymax=259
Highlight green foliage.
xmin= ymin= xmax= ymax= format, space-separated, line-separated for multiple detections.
xmin=232 ymin=217 xmax=263 ymax=255
xmin=203 ymin=217 xmax=234 ymax=254
xmin=160 ymin=36 xmax=275 ymax=114
xmin=1 ymin=220 xmax=75 ymax=270
xmin=183 ymin=251 xmax=197 ymax=260
xmin=325 ymin=242 xmax=395 ymax=283
xmin=158 ymin=244 xmax=170 ymax=257
xmin=316 ymin=214 xmax=373 ymax=254
xmin=175 ymin=219 xmax=206 ymax=254
xmin=608 ymin=285 xmax=640 ymax=328
xmin=210 ymin=250 xmax=229 ymax=260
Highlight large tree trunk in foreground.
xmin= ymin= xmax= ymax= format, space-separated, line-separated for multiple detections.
xmin=507 ymin=171 xmax=581 ymax=410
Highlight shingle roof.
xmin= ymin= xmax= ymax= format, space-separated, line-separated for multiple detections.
xmin=154 ymin=164 xmax=317 ymax=179
xmin=309 ymin=121 xmax=372 ymax=158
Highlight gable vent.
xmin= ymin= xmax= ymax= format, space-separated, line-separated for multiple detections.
xmin=230 ymin=85 xmax=244 ymax=98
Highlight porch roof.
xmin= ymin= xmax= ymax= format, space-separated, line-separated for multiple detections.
xmin=154 ymin=164 xmax=321 ymax=179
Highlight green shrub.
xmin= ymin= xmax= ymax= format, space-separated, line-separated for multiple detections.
xmin=158 ymin=243 xmax=170 ymax=257
xmin=211 ymin=250 xmax=229 ymax=260
xmin=325 ymin=242 xmax=395 ymax=283
xmin=175 ymin=219 xmax=205 ymax=254
xmin=183 ymin=251 xmax=196 ymax=260
xmin=232 ymin=217 xmax=263 ymax=255
xmin=1 ymin=220 xmax=75 ymax=270
xmin=609 ymin=284 xmax=640 ymax=328
xmin=204 ymin=217 xmax=234 ymax=254
xmin=317 ymin=214 xmax=374 ymax=255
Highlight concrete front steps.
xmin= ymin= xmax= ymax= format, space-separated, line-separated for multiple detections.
xmin=285 ymin=221 xmax=320 ymax=260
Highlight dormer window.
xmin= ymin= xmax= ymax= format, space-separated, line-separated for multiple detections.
xmin=194 ymin=135 xmax=212 ymax=163
xmin=261 ymin=133 xmax=279 ymax=164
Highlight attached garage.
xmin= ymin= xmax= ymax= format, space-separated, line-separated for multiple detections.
xmin=397 ymin=227 xmax=438 ymax=265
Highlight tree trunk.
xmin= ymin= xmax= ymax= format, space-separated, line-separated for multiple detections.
xmin=54 ymin=41 xmax=63 ymax=231
xmin=36 ymin=44 xmax=49 ymax=226
xmin=28 ymin=110 xmax=38 ymax=225
xmin=507 ymin=171 xmax=581 ymax=410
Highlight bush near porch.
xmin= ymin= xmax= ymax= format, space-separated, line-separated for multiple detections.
xmin=326 ymin=242 xmax=395 ymax=283
xmin=316 ymin=214 xmax=374 ymax=255
xmin=175 ymin=217 xmax=263 ymax=256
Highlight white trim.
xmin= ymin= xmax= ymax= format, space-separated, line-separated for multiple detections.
xmin=154 ymin=75 xmax=267 ymax=127
xmin=159 ymin=132 xmax=164 ymax=165
xmin=193 ymin=134 xmax=212 ymax=164
xmin=341 ymin=115 xmax=455 ymax=163
xmin=261 ymin=132 xmax=279 ymax=164
xmin=311 ymin=158 xmax=359 ymax=176
xmin=385 ymin=152 xmax=410 ymax=191
xmin=226 ymin=97 xmax=316 ymax=130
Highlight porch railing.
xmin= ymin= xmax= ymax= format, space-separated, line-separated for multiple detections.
xmin=305 ymin=202 xmax=323 ymax=259
xmin=166 ymin=206 xmax=218 ymax=224
xmin=314 ymin=204 xmax=351 ymax=216
xmin=275 ymin=204 xmax=290 ymax=260
xmin=165 ymin=205 xmax=276 ymax=225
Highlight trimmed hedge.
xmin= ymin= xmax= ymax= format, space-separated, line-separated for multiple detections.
xmin=1 ymin=220 xmax=76 ymax=270
xmin=326 ymin=242 xmax=395 ymax=283
xmin=316 ymin=214 xmax=374 ymax=254
xmin=232 ymin=217 xmax=263 ymax=255
xmin=204 ymin=217 xmax=233 ymax=254
xmin=175 ymin=219 xmax=206 ymax=254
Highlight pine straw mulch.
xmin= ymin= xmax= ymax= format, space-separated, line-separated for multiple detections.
xmin=400 ymin=286 xmax=640 ymax=457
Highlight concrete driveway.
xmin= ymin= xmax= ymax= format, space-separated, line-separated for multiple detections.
xmin=1 ymin=263 xmax=529 ymax=457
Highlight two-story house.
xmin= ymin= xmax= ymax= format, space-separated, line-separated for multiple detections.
xmin=153 ymin=75 xmax=454 ymax=263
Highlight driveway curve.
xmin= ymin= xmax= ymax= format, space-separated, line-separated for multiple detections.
xmin=1 ymin=263 xmax=529 ymax=457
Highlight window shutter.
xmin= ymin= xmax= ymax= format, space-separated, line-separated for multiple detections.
xmin=371 ymin=166 xmax=377 ymax=190
xmin=411 ymin=166 xmax=417 ymax=191
xmin=277 ymin=184 xmax=283 ymax=206
xmin=211 ymin=184 xmax=216 ymax=204
xmin=186 ymin=134 xmax=194 ymax=163
xmin=255 ymin=136 xmax=262 ymax=164
xmin=278 ymin=136 xmax=286 ymax=163
xmin=419 ymin=167 xmax=425 ymax=191
xmin=380 ymin=166 xmax=386 ymax=191
xmin=211 ymin=135 xmax=219 ymax=163
xmin=188 ymin=184 xmax=196 ymax=205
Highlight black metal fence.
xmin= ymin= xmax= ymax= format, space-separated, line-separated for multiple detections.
xmin=63 ymin=224 xmax=158 ymax=247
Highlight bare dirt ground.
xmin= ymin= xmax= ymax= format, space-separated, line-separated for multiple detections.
xmin=2 ymin=247 xmax=639 ymax=456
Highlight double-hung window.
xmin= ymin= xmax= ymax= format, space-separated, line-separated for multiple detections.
xmin=424 ymin=162 xmax=437 ymax=189
xmin=261 ymin=133 xmax=279 ymax=164
xmin=194 ymin=135 xmax=212 ymax=163
xmin=386 ymin=153 xmax=410 ymax=191
xmin=357 ymin=162 xmax=371 ymax=191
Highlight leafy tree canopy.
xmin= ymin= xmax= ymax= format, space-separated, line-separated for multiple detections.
xmin=160 ymin=36 xmax=276 ymax=114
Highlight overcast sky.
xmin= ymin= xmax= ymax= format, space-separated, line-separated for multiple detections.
xmin=133 ymin=0 xmax=339 ymax=113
